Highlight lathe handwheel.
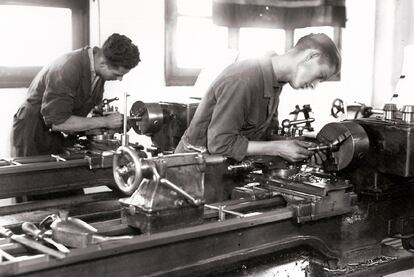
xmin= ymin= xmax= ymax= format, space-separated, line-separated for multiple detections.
xmin=331 ymin=98 xmax=345 ymax=118
xmin=113 ymin=146 xmax=143 ymax=195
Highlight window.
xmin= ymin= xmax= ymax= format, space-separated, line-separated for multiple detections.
xmin=176 ymin=17 xmax=228 ymax=68
xmin=0 ymin=0 xmax=89 ymax=88
xmin=165 ymin=0 xmax=228 ymax=86
xmin=165 ymin=0 xmax=343 ymax=86
xmin=238 ymin=28 xmax=285 ymax=59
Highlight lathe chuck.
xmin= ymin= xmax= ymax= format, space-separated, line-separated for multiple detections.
xmin=317 ymin=121 xmax=369 ymax=171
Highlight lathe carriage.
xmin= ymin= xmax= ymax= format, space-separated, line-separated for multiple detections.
xmin=1 ymin=101 xmax=414 ymax=277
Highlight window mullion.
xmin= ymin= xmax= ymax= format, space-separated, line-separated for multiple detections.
xmin=228 ymin=27 xmax=239 ymax=50
xmin=285 ymin=29 xmax=294 ymax=51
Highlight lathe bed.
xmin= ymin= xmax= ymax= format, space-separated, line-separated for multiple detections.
xmin=2 ymin=116 xmax=414 ymax=276
xmin=2 ymin=191 xmax=414 ymax=277
xmin=0 ymin=157 xmax=413 ymax=277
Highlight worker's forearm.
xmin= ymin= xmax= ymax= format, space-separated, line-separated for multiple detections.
xmin=247 ymin=139 xmax=317 ymax=162
xmin=246 ymin=141 xmax=280 ymax=156
xmin=51 ymin=115 xmax=108 ymax=132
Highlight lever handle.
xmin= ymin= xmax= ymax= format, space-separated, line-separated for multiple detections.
xmin=160 ymin=178 xmax=202 ymax=206
xmin=91 ymin=234 xmax=133 ymax=244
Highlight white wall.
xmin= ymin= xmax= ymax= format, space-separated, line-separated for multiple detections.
xmin=90 ymin=0 xmax=195 ymax=105
xmin=372 ymin=0 xmax=414 ymax=107
xmin=277 ymin=0 xmax=376 ymax=132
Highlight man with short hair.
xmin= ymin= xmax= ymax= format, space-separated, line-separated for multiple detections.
xmin=176 ymin=33 xmax=340 ymax=163
xmin=11 ymin=33 xmax=140 ymax=156
xmin=175 ymin=33 xmax=341 ymax=202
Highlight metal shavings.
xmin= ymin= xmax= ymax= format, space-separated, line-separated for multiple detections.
xmin=344 ymin=213 xmax=366 ymax=224
xmin=287 ymin=172 xmax=329 ymax=184
xmin=323 ymin=256 xmax=398 ymax=274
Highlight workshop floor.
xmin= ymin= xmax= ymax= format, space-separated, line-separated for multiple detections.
xmin=384 ymin=238 xmax=414 ymax=277
xmin=386 ymin=269 xmax=414 ymax=277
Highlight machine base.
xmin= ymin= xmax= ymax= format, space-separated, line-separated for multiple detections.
xmin=120 ymin=204 xmax=204 ymax=234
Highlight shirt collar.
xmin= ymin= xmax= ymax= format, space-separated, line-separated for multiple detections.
xmin=259 ymin=53 xmax=285 ymax=98
xmin=88 ymin=47 xmax=96 ymax=79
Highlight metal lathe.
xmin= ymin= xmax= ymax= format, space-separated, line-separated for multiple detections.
xmin=1 ymin=100 xmax=414 ymax=277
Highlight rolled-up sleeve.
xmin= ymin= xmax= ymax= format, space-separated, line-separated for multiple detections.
xmin=40 ymin=61 xmax=80 ymax=127
xmin=207 ymin=77 xmax=251 ymax=161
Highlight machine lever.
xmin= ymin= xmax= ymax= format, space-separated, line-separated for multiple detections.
xmin=160 ymin=178 xmax=202 ymax=206
xmin=91 ymin=234 xmax=133 ymax=244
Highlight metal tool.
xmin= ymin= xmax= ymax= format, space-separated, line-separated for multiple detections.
xmin=89 ymin=234 xmax=134 ymax=244
xmin=50 ymin=223 xmax=133 ymax=248
xmin=204 ymin=204 xmax=261 ymax=220
xmin=0 ymin=226 xmax=66 ymax=259
xmin=307 ymin=131 xmax=351 ymax=152
xmin=40 ymin=212 xmax=97 ymax=233
xmin=122 ymin=91 xmax=129 ymax=146
xmin=22 ymin=222 xmax=70 ymax=254
xmin=41 ymin=213 xmax=133 ymax=248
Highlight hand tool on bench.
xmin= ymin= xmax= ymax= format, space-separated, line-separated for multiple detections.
xmin=0 ymin=226 xmax=66 ymax=259
xmin=40 ymin=213 xmax=133 ymax=248
xmin=50 ymin=219 xmax=133 ymax=248
xmin=22 ymin=222 xmax=70 ymax=254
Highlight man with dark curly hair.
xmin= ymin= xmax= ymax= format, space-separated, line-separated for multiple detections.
xmin=11 ymin=33 xmax=140 ymax=157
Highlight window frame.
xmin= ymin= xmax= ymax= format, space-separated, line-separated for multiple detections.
xmin=165 ymin=0 xmax=342 ymax=86
xmin=165 ymin=0 xmax=201 ymax=86
xmin=0 ymin=0 xmax=89 ymax=88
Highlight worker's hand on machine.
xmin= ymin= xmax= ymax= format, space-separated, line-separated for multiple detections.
xmin=274 ymin=140 xmax=317 ymax=163
xmin=308 ymin=136 xmax=331 ymax=165
xmin=309 ymin=150 xmax=328 ymax=165
xmin=103 ymin=111 xmax=123 ymax=128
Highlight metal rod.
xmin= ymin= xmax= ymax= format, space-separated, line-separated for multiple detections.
xmin=289 ymin=118 xmax=315 ymax=126
xmin=51 ymin=154 xmax=67 ymax=162
xmin=127 ymin=116 xmax=143 ymax=121
xmin=160 ymin=178 xmax=202 ymax=206
xmin=122 ymin=92 xmax=129 ymax=147
xmin=204 ymin=204 xmax=246 ymax=218
xmin=0 ymin=159 xmax=89 ymax=175
xmin=307 ymin=144 xmax=331 ymax=151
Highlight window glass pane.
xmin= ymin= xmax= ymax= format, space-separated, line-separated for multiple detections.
xmin=294 ymin=26 xmax=334 ymax=44
xmin=176 ymin=17 xmax=228 ymax=68
xmin=0 ymin=5 xmax=72 ymax=67
xmin=239 ymin=28 xmax=285 ymax=59
xmin=177 ymin=0 xmax=212 ymax=16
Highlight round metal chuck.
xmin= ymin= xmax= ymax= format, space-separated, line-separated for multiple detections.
xmin=317 ymin=121 xmax=369 ymax=171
